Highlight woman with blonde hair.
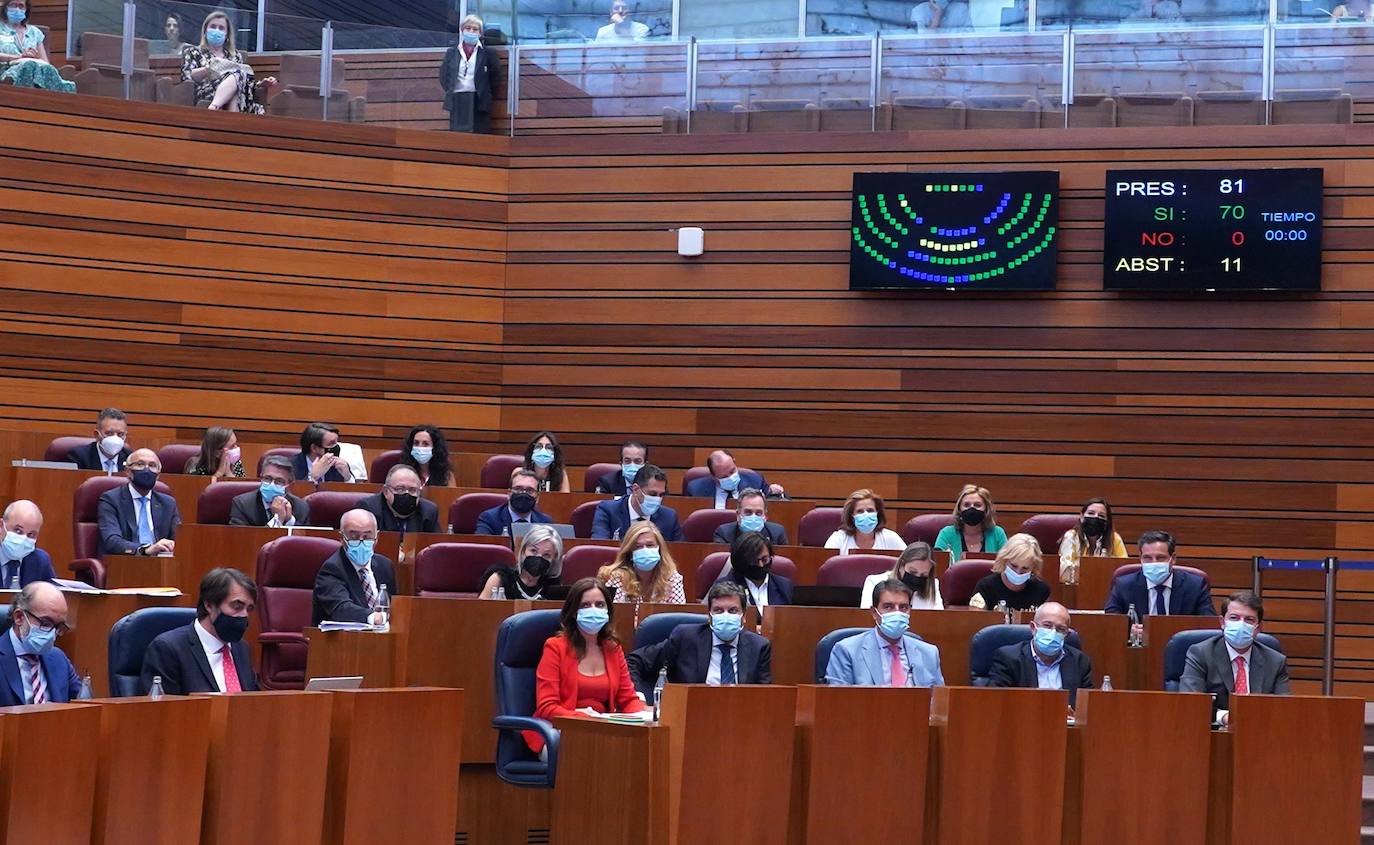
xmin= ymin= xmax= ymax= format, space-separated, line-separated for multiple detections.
xmin=478 ymin=523 xmax=563 ymax=600
xmin=180 ymin=11 xmax=275 ymax=111
xmin=596 ymin=521 xmax=685 ymax=604
xmin=934 ymin=484 xmax=1008 ymax=563
xmin=968 ymin=533 xmax=1051 ymax=611
xmin=860 ymin=541 xmax=943 ymax=610
xmin=824 ymin=488 xmax=905 ymax=553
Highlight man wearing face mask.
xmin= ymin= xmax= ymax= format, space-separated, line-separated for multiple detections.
xmin=476 ymin=469 xmax=553 ymax=537
xmin=685 ymin=449 xmax=785 ymax=508
xmin=1181 ymin=590 xmax=1288 ymax=726
xmin=712 ymin=488 xmax=789 ymax=546
xmin=314 ymin=509 xmax=398 ymax=626
xmin=356 ymin=465 xmax=439 ymax=534
xmin=97 ymin=449 xmax=180 ymax=556
xmin=988 ymin=602 xmax=1094 ymax=710
xmin=229 ymin=456 xmax=310 ymax=527
xmin=825 ymin=579 xmax=944 ymax=687
xmin=595 ymin=440 xmax=649 ymax=496
xmin=0 ymin=500 xmax=56 ymax=588
xmin=140 ymin=568 xmax=259 ymax=695
xmin=66 ymin=407 xmax=132 ymax=473
xmin=294 ymin=422 xmax=353 ymax=486
xmin=591 ymin=464 xmax=682 ymax=541
xmin=713 ymin=531 xmax=792 ymax=615
xmin=1105 ymin=530 xmax=1215 ymax=631
xmin=627 ymin=582 xmax=771 ymax=696
xmin=0 ymin=582 xmax=81 ymax=704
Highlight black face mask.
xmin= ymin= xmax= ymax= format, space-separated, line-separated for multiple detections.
xmin=522 ymin=555 xmax=552 ymax=579
xmin=510 ymin=492 xmax=537 ymax=515
xmin=131 ymin=468 xmax=159 ymax=492
xmin=1082 ymin=516 xmax=1108 ymax=536
xmin=212 ymin=612 xmax=249 ymax=644
xmin=326 ymin=444 xmax=342 ymax=457
xmin=390 ymin=492 xmax=418 ymax=516
xmin=960 ymin=507 xmax=986 ymax=526
xmin=738 ymin=560 xmax=771 ymax=581
xmin=901 ymin=572 xmax=928 ymax=592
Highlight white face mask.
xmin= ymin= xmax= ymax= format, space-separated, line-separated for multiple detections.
xmin=99 ymin=435 xmax=125 ymax=457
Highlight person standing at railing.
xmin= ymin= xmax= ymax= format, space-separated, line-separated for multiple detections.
xmin=910 ymin=0 xmax=974 ymax=32
xmin=0 ymin=0 xmax=74 ymax=92
xmin=440 ymin=14 xmax=501 ymax=134
xmin=595 ymin=1 xmax=650 ymax=41
xmin=181 ymin=11 xmax=276 ymax=113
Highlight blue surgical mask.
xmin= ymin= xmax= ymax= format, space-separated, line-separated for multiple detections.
xmin=853 ymin=512 xmax=879 ymax=534
xmin=1 ymin=531 xmax=34 ymax=562
xmin=1142 ymin=562 xmax=1171 ymax=586
xmin=1003 ymin=567 xmax=1032 ymax=586
xmin=631 ymin=547 xmax=660 ymax=571
xmin=622 ymin=462 xmax=641 ymax=482
xmin=1033 ymin=624 xmax=1065 ymax=657
xmin=739 ymin=513 xmax=766 ymax=533
xmin=710 ymin=611 xmax=742 ymax=641
xmin=576 ymin=606 xmax=608 ymax=635
xmin=21 ymin=618 xmax=56 ymax=656
xmin=345 ymin=538 xmax=374 ymax=567
xmin=531 ymin=447 xmax=555 ymax=468
xmin=259 ymin=480 xmax=286 ymax=504
xmin=461 ymin=30 xmax=480 ymax=44
xmin=877 ymin=610 xmax=909 ymax=640
xmin=205 ymin=27 xmax=225 ymax=46
xmin=410 ymin=446 xmax=433 ymax=464
xmin=719 ymin=471 xmax=741 ymax=492
xmin=639 ymin=494 xmax=662 ymax=516
xmin=1223 ymin=619 xmax=1256 ymax=650
xmin=6 ymin=7 xmax=24 ymax=24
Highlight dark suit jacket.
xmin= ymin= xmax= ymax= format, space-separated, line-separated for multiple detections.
xmin=685 ymin=469 xmax=768 ymax=501
xmin=292 ymin=452 xmax=347 ymax=484
xmin=0 ymin=627 xmax=81 ymax=705
xmin=988 ymin=641 xmax=1094 ymax=707
xmin=713 ymin=520 xmax=789 ymax=546
xmin=712 ymin=572 xmax=794 ymax=610
xmin=354 ymin=492 xmax=440 ymax=534
xmin=65 ymin=441 xmax=130 ymax=471
xmin=439 ymin=43 xmax=501 ymax=113
xmin=312 ymin=548 xmax=399 ymax=625
xmin=595 ymin=471 xmax=630 ymax=496
xmin=0 ymin=549 xmax=57 ymax=587
xmin=140 ymin=621 xmax=258 ymax=695
xmin=97 ymin=484 xmax=181 ymax=555
xmin=1180 ymin=635 xmax=1290 ymax=711
xmin=590 ymin=497 xmax=682 ymax=541
xmin=228 ymin=489 xmax=311 ymax=527
xmin=475 ymin=504 xmax=552 ymax=537
xmin=627 ymin=622 xmax=771 ymax=696
xmin=1104 ymin=569 xmax=1216 ymax=616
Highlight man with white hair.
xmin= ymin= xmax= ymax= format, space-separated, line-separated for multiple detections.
xmin=0 ymin=500 xmax=56 ymax=588
xmin=313 ymin=509 xmax=398 ymax=626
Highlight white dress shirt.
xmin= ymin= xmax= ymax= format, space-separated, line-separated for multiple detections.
xmin=194 ymin=618 xmax=229 ymax=692
xmin=595 ymin=20 xmax=650 ymax=40
xmin=705 ymin=631 xmax=740 ymax=685
xmin=1147 ymin=573 xmax=1174 ymax=616
xmin=860 ymin=573 xmax=944 ymax=610
xmin=712 ymin=485 xmax=737 ymax=509
xmin=824 ymin=528 xmax=907 ymax=553
xmin=744 ymin=576 xmax=770 ymax=615
xmin=453 ymin=43 xmax=479 ymax=93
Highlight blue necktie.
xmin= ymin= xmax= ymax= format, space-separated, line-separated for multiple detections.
xmin=1153 ymin=585 xmax=1166 ymax=616
xmin=137 ymin=496 xmax=155 ymax=545
xmin=719 ymin=643 xmax=735 ymax=685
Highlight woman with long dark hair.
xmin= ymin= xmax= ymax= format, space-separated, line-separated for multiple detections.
xmin=523 ymin=430 xmax=570 ymax=493
xmin=400 ymin=424 xmax=455 ymax=487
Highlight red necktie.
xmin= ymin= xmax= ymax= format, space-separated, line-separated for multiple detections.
xmin=1233 ymin=655 xmax=1247 ymax=696
xmin=221 ymin=645 xmax=242 ymax=693
xmin=888 ymin=643 xmax=905 ymax=687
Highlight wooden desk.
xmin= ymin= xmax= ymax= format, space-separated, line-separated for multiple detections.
xmin=64 ymin=591 xmax=188 ymax=697
xmin=1064 ymin=612 xmax=1131 ymax=690
xmin=1075 ymin=556 xmax=1129 ymax=611
xmin=1143 ymin=615 xmax=1222 ymax=691
xmin=305 ymin=628 xmax=401 ymax=688
xmin=550 ymin=719 xmax=670 ymax=845
xmin=0 ymin=703 xmax=101 ymax=842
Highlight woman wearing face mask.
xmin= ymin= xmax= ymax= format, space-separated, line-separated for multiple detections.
xmin=180 ymin=11 xmax=275 ymax=112
xmin=479 ymin=524 xmax=563 ymax=599
xmin=1057 ymin=497 xmax=1127 ymax=585
xmin=934 ymin=484 xmax=1008 ymax=564
xmin=0 ymin=0 xmax=74 ymax=91
xmin=596 ymin=521 xmax=685 ymax=604
xmin=968 ymin=533 xmax=1051 ymax=611
xmin=824 ymin=489 xmax=906 ymax=553
xmin=525 ymin=577 xmax=644 ymax=757
xmin=185 ymin=426 xmax=246 ymax=481
xmin=400 ymin=424 xmax=455 ymax=487
xmin=522 ymin=431 xmax=570 ymax=493
xmin=860 ymin=541 xmax=943 ymax=610
xmin=439 ymin=14 xmax=501 ymax=134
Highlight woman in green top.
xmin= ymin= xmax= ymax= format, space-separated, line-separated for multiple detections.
xmin=933 ymin=483 xmax=1008 ymax=563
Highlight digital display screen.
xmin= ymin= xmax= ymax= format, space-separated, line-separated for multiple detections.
xmin=1103 ymin=168 xmax=1323 ymax=291
xmin=849 ymin=171 xmax=1060 ymax=291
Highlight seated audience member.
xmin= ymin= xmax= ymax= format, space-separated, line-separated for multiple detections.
xmin=294 ymin=422 xmax=354 ymax=485
xmin=591 ymin=463 xmax=682 ymax=541
xmin=181 ymin=11 xmax=275 ymax=112
xmin=0 ymin=582 xmax=80 ymax=705
xmin=440 ymin=15 xmax=501 ymax=135
xmin=400 ymin=424 xmax=455 ymax=487
xmin=934 ymin=484 xmax=1008 ymax=563
xmin=1331 ymin=0 xmax=1373 ymax=19
xmin=989 ymin=601 xmax=1093 ymax=710
xmin=0 ymin=0 xmax=74 ymax=92
xmin=230 ymin=456 xmax=310 ymax=527
xmin=1057 ymin=497 xmax=1127 ymax=585
xmin=66 ymin=407 xmax=131 ymax=472
xmin=597 ymin=522 xmax=686 ymax=604
xmin=140 ymin=567 xmax=258 ymax=694
xmin=479 ymin=524 xmax=564 ymax=600
xmin=911 ymin=0 xmax=974 ymax=31
xmin=1181 ymin=590 xmax=1289 ymax=725
xmin=596 ymin=440 xmax=648 ymax=496
xmin=97 ymin=449 xmax=180 ymax=556
xmin=595 ymin=0 xmax=650 ymax=40
xmin=713 ymin=532 xmax=793 ymax=616
xmin=969 ymin=533 xmax=1051 ymax=611
xmin=355 ymin=465 xmax=440 ymax=534
xmin=526 ymin=577 xmax=645 ymax=757
xmin=825 ymin=488 xmax=906 ymax=552
xmin=184 ymin=425 xmax=245 ymax=480
xmin=686 ymin=449 xmax=785 ymax=506
xmin=713 ymin=488 xmax=789 ymax=545
xmin=152 ymin=13 xmax=187 ymax=55
xmin=523 ymin=431 xmax=571 ymax=493
xmin=825 ymin=578 xmax=944 ymax=686
xmin=628 ymin=582 xmax=772 ymax=692
xmin=312 ymin=509 xmax=398 ymax=625
xmin=1104 ymin=530 xmax=1215 ymax=643
xmin=861 ymin=542 xmax=943 ymax=610
xmin=0 ymin=500 xmax=55 ymax=588
xmin=476 ymin=469 xmax=553 ymax=536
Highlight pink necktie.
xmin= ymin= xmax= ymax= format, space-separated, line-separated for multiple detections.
xmin=889 ymin=643 xmax=905 ymax=687
xmin=1233 ymin=655 xmax=1248 ymax=695
xmin=221 ymin=645 xmax=242 ymax=693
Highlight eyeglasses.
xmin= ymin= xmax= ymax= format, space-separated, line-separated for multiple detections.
xmin=511 ymin=487 xmax=538 ymax=495
xmin=24 ymin=610 xmax=70 ymax=637
xmin=387 ymin=485 xmax=420 ymax=496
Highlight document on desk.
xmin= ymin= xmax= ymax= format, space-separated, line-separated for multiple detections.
xmin=318 ymin=621 xmax=377 ymax=632
xmin=592 ymin=711 xmax=654 ymax=724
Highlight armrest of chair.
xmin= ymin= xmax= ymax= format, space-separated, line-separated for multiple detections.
xmin=68 ymin=558 xmax=106 ymax=589
xmin=258 ymin=631 xmax=309 ymax=647
xmin=155 ymin=75 xmax=195 ymax=107
xmin=493 ymin=715 xmax=560 ymax=771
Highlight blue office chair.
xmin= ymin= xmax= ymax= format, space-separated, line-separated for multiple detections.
xmin=107 ymin=607 xmax=198 ymax=697
xmin=1163 ymin=629 xmax=1283 ymax=691
xmin=968 ymin=624 xmax=1084 ymax=685
xmin=814 ymin=627 xmax=869 ymax=684
xmin=633 ymin=612 xmax=703 ymax=652
xmin=493 ymin=609 xmax=562 ymax=788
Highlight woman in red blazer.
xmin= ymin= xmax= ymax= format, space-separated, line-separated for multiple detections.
xmin=527 ymin=577 xmax=645 ymax=754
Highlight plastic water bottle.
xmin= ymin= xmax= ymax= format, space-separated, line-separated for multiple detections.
xmin=7 ymin=571 xmax=17 ymax=590
xmin=493 ymin=585 xmax=506 ymax=601
xmin=149 ymin=676 xmax=165 ymax=700
xmin=1100 ymin=674 xmax=1113 ymax=692
xmin=995 ymin=599 xmax=1011 ymax=624
xmin=77 ymin=673 xmax=93 ymax=700
xmin=374 ymin=585 xmax=390 ymax=632
xmin=652 ymin=667 xmax=668 ymax=721
xmin=1126 ymin=603 xmax=1143 ymax=648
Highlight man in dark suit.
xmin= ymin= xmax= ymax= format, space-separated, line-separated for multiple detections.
xmin=313 ymin=509 xmax=399 ymax=625
xmin=293 ymin=422 xmax=353 ymax=485
xmin=595 ymin=439 xmax=649 ymax=496
xmin=1181 ymin=590 xmax=1290 ymax=725
xmin=712 ymin=488 xmax=789 ymax=545
xmin=0 ymin=500 xmax=57 ymax=588
xmin=627 ymin=582 xmax=771 ymax=696
xmin=1105 ymin=530 xmax=1215 ymax=643
xmin=684 ymin=449 xmax=785 ymax=507
xmin=591 ymin=464 xmax=682 ymax=541
xmin=0 ymin=582 xmax=81 ymax=705
xmin=439 ymin=15 xmax=501 ymax=134
xmin=141 ymin=567 xmax=259 ymax=695
xmin=476 ymin=469 xmax=553 ymax=537
xmin=713 ymin=530 xmax=792 ymax=617
xmin=989 ymin=601 xmax=1094 ymax=709
xmin=355 ymin=465 xmax=440 ymax=534
xmin=65 ymin=407 xmax=131 ymax=472
xmin=229 ymin=455 xmax=311 ymax=527
xmin=97 ymin=449 xmax=180 ymax=556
